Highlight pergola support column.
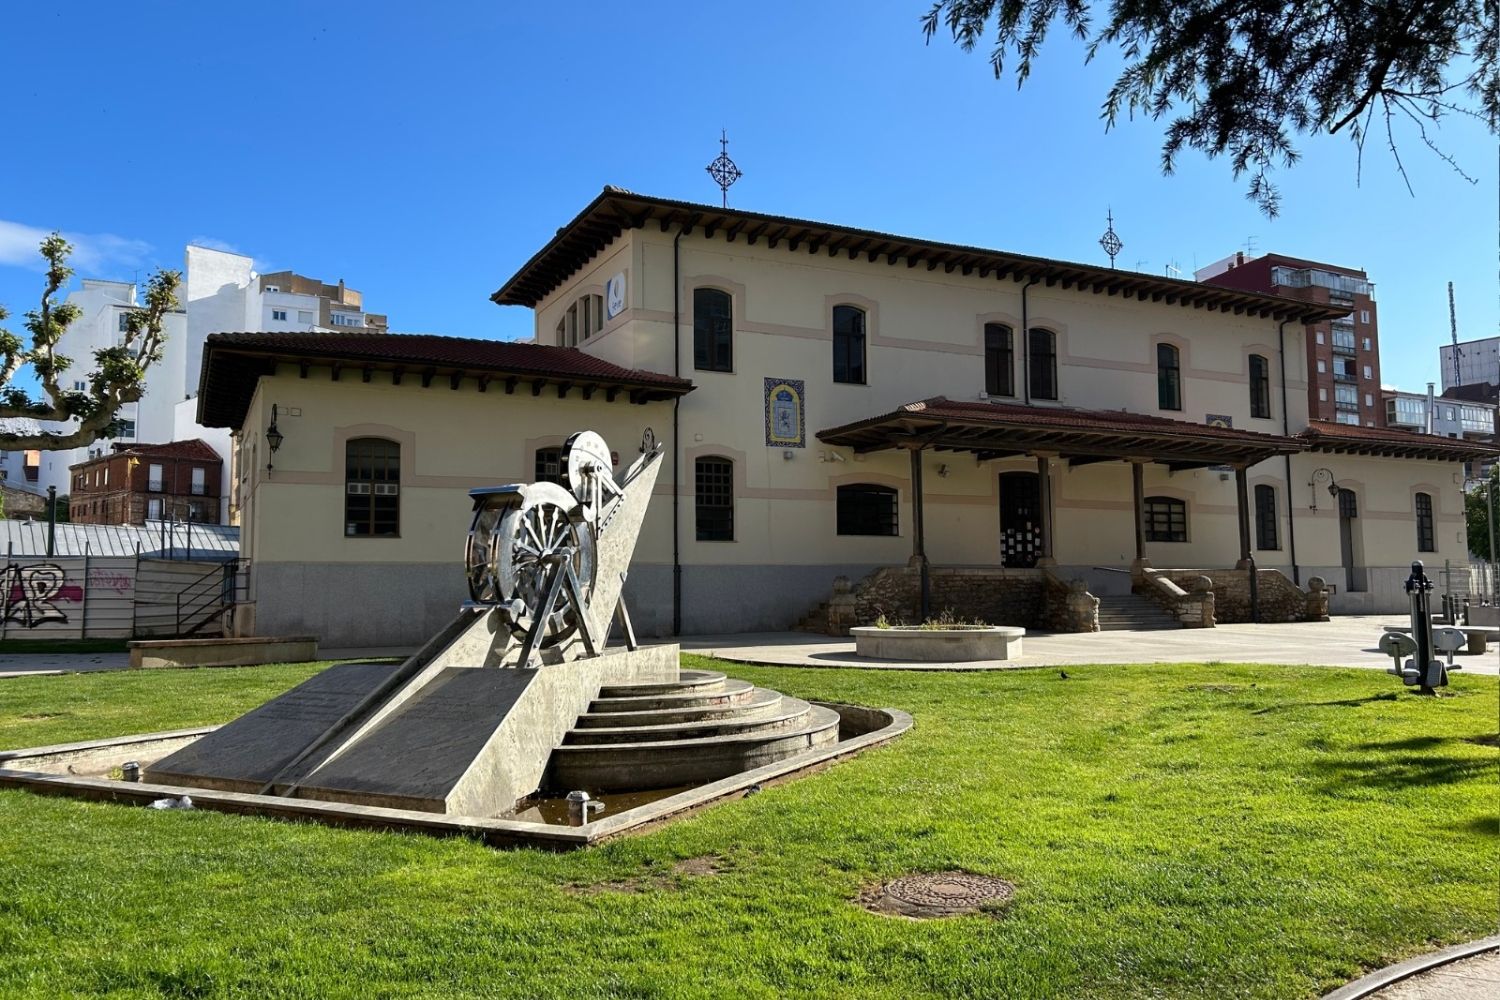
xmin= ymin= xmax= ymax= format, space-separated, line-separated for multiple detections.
xmin=1130 ymin=459 xmax=1149 ymax=580
xmin=909 ymin=446 xmax=931 ymax=622
xmin=1234 ymin=465 xmax=1260 ymax=622
xmin=1035 ymin=452 xmax=1056 ymax=567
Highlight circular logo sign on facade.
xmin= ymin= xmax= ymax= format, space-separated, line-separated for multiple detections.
xmin=605 ymin=273 xmax=626 ymax=319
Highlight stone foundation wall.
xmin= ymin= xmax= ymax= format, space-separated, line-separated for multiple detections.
xmin=1041 ymin=569 xmax=1099 ymax=632
xmin=849 ymin=566 xmax=1045 ymax=629
xmin=1155 ymin=567 xmax=1325 ymax=624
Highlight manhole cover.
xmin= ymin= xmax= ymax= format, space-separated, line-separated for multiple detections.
xmin=863 ymin=871 xmax=1014 ymax=918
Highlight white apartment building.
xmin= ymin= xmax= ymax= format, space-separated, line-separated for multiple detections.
xmin=3 ymin=245 xmax=388 ymax=522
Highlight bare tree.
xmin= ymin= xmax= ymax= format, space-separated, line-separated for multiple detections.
xmin=0 ymin=233 xmax=180 ymax=450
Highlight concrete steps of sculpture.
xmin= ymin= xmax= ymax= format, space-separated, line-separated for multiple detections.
xmin=597 ymin=669 xmax=728 ymax=698
xmin=1096 ymin=594 xmax=1183 ymax=631
xmin=550 ymin=674 xmax=841 ymax=791
xmin=572 ymin=685 xmax=787 ymax=728
xmin=589 ymin=676 xmax=757 ymax=713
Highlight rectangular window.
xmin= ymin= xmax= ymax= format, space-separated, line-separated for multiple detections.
xmin=1143 ymin=496 xmax=1187 ymax=542
xmin=832 ymin=306 xmax=867 ymax=384
xmin=836 ymin=484 xmax=899 ymax=536
xmin=1317 ymin=359 xmax=1327 ymax=373
xmin=148 ymin=463 xmax=163 ymax=492
xmin=1157 ymin=343 xmax=1182 ymax=411
xmin=1315 ymin=331 xmax=1324 ymax=344
xmin=118 ymin=312 xmax=131 ymax=332
xmin=693 ymin=288 xmax=733 ymax=372
xmin=1319 ymin=388 xmax=1328 ymax=401
xmin=345 ymin=438 xmax=400 ymax=536
xmin=1360 ymin=310 xmax=1371 ymax=324
xmin=1254 ymin=484 xmax=1279 ymax=550
xmin=298 ymin=310 xmax=314 ymax=323
xmin=984 ymin=323 xmax=1013 ymax=396
xmin=1030 ymin=328 xmax=1058 ymax=400
xmin=115 ymin=419 xmax=135 ymax=438
xmin=1335 ymin=384 xmax=1358 ymax=405
xmin=695 ymin=457 xmax=734 ymax=541
xmin=1362 ymin=337 xmax=1372 ymax=351
xmin=534 ymin=447 xmax=562 ymax=485
xmin=272 ymin=309 xmax=287 ymax=321
xmin=1249 ymin=354 xmax=1271 ymax=419
xmin=147 ymin=498 xmax=163 ymax=520
xmin=191 ymin=467 xmax=206 ymax=496
xmin=1363 ymin=393 xmax=1373 ymax=407
xmin=1414 ymin=493 xmax=1435 ymax=552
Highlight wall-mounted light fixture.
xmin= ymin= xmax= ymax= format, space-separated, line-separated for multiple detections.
xmin=1308 ymin=467 xmax=1339 ymax=511
xmin=936 ymin=463 xmax=950 ymax=478
xmin=266 ymin=404 xmax=285 ymax=470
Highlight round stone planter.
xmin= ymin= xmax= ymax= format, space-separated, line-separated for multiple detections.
xmin=850 ymin=625 xmax=1025 ymax=662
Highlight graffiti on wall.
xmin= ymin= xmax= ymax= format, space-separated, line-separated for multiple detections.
xmin=2 ymin=563 xmax=72 ymax=628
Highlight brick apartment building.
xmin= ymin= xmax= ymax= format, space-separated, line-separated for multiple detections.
xmin=1198 ymin=253 xmax=1383 ymax=427
xmin=68 ymin=440 xmax=224 ymax=525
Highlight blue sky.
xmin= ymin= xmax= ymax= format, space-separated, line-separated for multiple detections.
xmin=1 ymin=1 xmax=1494 ymax=391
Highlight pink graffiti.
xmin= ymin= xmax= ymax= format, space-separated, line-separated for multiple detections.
xmin=87 ymin=570 xmax=132 ymax=594
xmin=7 ymin=583 xmax=83 ymax=603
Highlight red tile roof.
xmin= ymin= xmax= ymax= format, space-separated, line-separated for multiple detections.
xmin=1297 ymin=420 xmax=1500 ymax=461
xmin=197 ymin=332 xmax=694 ymax=428
xmin=71 ymin=439 xmax=222 ymax=468
xmin=818 ymin=397 xmax=1303 ymax=466
xmin=492 ymin=187 xmax=1351 ymax=325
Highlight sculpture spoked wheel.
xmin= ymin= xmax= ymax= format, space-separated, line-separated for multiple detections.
xmin=496 ymin=482 xmax=596 ymax=646
xmin=464 ymin=428 xmax=662 ymax=661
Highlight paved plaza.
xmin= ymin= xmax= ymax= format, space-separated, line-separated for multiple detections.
xmin=681 ymin=615 xmax=1499 ymax=675
xmin=1 ymin=616 xmax=1495 ymax=679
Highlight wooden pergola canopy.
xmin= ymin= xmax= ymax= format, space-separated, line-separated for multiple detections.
xmin=817 ymin=398 xmax=1306 ymax=470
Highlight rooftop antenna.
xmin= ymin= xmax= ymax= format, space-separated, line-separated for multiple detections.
xmin=1448 ymin=281 xmax=1462 ymax=388
xmin=1098 ymin=209 xmax=1123 ymax=269
xmin=1244 ymin=235 xmax=1259 ymax=257
xmin=705 ymin=130 xmax=742 ymax=208
xmin=1164 ymin=261 xmax=1184 ymax=279
xmin=1133 ymin=258 xmax=1149 ymax=272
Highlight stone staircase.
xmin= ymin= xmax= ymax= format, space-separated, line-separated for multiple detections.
xmin=1096 ymin=593 xmax=1183 ymax=631
xmin=547 ymin=669 xmax=842 ymax=792
xmin=795 ymin=601 xmax=832 ymax=634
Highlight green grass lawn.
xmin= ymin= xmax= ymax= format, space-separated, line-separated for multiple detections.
xmin=0 ymin=657 xmax=1495 ymax=999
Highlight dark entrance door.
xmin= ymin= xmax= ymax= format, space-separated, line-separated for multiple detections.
xmin=1337 ymin=488 xmax=1364 ymax=592
xmin=999 ymin=471 xmax=1042 ymax=568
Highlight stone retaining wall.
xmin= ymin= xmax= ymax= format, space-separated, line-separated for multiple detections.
xmin=827 ymin=564 xmax=1099 ymax=633
xmin=1154 ymin=567 xmax=1327 ymax=624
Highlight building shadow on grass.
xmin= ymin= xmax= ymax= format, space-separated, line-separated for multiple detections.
xmin=1313 ymin=739 xmax=1492 ymax=793
xmin=1251 ymin=692 xmax=1399 ymax=715
xmin=1451 ymin=815 xmax=1498 ymax=837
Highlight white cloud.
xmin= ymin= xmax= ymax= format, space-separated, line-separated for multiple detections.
xmin=0 ymin=219 xmax=152 ymax=274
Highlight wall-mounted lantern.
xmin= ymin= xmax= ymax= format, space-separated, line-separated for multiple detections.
xmin=266 ymin=404 xmax=284 ymax=470
xmin=1308 ymin=467 xmax=1339 ymax=511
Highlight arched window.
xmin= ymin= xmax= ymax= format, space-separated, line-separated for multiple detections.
xmin=832 ymin=305 xmax=866 ymax=384
xmin=345 ymin=437 xmax=400 ymax=537
xmin=1414 ymin=492 xmax=1435 ymax=552
xmin=1249 ymin=354 xmax=1271 ymax=418
xmin=693 ymin=288 xmax=733 ymax=372
xmin=535 ymin=447 xmax=563 ymax=485
xmin=1157 ymin=343 xmax=1182 ymax=410
xmin=1143 ymin=496 xmax=1187 ymax=542
xmin=984 ymin=323 xmax=1013 ymax=396
xmin=695 ymin=456 xmax=734 ymax=541
xmin=1254 ymin=484 xmax=1279 ymax=550
xmin=1029 ymin=328 xmax=1058 ymax=400
xmin=837 ymin=484 xmax=899 ymax=536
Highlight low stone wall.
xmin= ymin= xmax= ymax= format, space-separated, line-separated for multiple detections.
xmin=847 ymin=565 xmax=1044 ymax=630
xmin=1152 ymin=567 xmax=1327 ymax=624
xmin=1041 ymin=569 xmax=1099 ymax=632
xmin=1137 ymin=569 xmax=1215 ymax=627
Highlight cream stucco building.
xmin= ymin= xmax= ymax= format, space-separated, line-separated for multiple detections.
xmin=202 ymin=189 xmax=1493 ymax=646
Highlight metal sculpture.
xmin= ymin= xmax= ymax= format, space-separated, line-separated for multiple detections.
xmin=465 ymin=429 xmax=661 ymax=665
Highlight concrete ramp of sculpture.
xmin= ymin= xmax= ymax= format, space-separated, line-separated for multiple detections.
xmin=118 ymin=429 xmax=895 ymax=838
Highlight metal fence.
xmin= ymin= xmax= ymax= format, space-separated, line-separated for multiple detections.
xmin=0 ymin=554 xmax=248 ymax=640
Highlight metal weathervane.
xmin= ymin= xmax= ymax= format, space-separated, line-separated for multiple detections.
xmin=705 ymin=130 xmax=742 ymax=208
xmin=1099 ymin=209 xmax=1123 ymax=269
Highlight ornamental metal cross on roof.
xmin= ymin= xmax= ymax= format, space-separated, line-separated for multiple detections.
xmin=1099 ymin=209 xmax=1123 ymax=268
xmin=705 ymin=130 xmax=742 ymax=208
